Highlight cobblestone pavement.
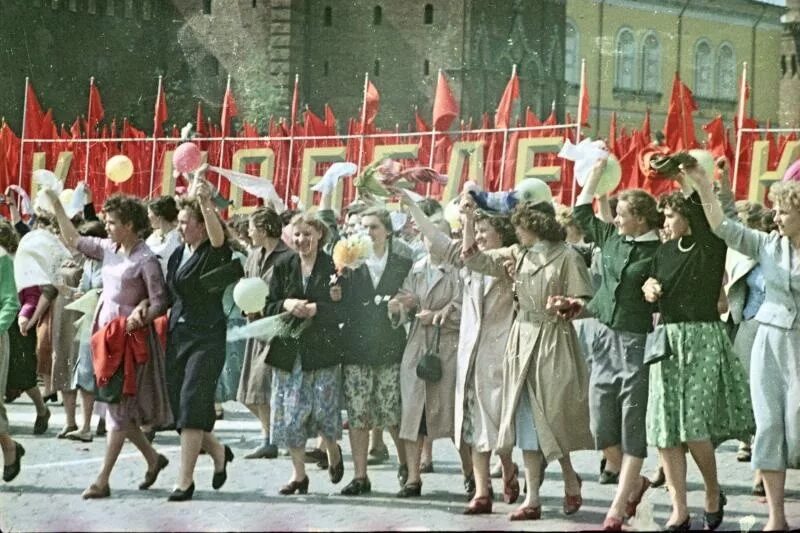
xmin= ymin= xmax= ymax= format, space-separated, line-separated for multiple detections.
xmin=0 ymin=400 xmax=797 ymax=531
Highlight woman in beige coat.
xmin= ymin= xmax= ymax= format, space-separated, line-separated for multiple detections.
xmin=462 ymin=199 xmax=594 ymax=521
xmin=399 ymin=190 xmax=520 ymax=514
xmin=389 ymin=218 xmax=465 ymax=499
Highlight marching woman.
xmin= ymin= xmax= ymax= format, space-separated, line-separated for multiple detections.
xmin=389 ymin=216 xmax=465 ymax=499
xmin=146 ymin=196 xmax=182 ymax=276
xmin=237 ymin=206 xmax=292 ymax=459
xmin=44 ymin=190 xmax=172 ymax=499
xmin=572 ymin=160 xmax=662 ymax=530
xmin=0 ymin=219 xmax=23 ymax=483
xmin=164 ymin=179 xmax=237 ymax=501
xmin=338 ymin=207 xmax=412 ymax=495
xmin=460 ymin=198 xmax=594 ymax=521
xmin=642 ymin=173 xmax=754 ymax=530
xmin=688 ymin=164 xmax=800 ymax=532
xmin=400 ymin=191 xmax=521 ymax=514
xmin=266 ymin=212 xmax=345 ymax=495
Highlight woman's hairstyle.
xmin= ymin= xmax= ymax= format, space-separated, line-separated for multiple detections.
xmin=279 ymin=209 xmax=299 ymax=226
xmin=148 ymin=196 xmax=179 ymax=223
xmin=758 ymin=208 xmax=778 ymax=233
xmin=177 ymin=196 xmax=204 ymax=223
xmin=103 ymin=194 xmax=150 ymax=234
xmin=511 ymin=201 xmax=566 ymax=242
xmin=77 ymin=220 xmax=108 ymax=239
xmin=617 ymin=189 xmax=661 ymax=230
xmin=360 ymin=207 xmax=393 ymax=234
xmin=0 ymin=219 xmax=20 ymax=254
xmin=290 ymin=212 xmax=329 ymax=246
xmin=33 ymin=209 xmax=58 ymax=232
xmin=475 ymin=212 xmax=517 ymax=247
xmin=769 ymin=181 xmax=800 ymax=212
xmin=657 ymin=191 xmax=691 ymax=219
xmin=249 ymin=206 xmax=283 ymax=239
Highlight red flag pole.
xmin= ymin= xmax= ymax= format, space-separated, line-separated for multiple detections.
xmin=733 ymin=62 xmax=748 ymax=195
xmin=84 ymin=77 xmax=94 ymax=183
xmin=17 ymin=77 xmax=29 ymax=187
xmin=498 ymin=64 xmax=516 ymax=192
xmin=283 ymin=73 xmax=299 ymax=204
xmin=357 ymin=72 xmax=370 ymax=174
xmin=148 ymin=75 xmax=163 ymax=198
xmin=572 ymin=58 xmax=587 ymax=205
xmin=217 ymin=74 xmax=232 ymax=191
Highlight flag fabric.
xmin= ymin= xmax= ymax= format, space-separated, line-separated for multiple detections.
xmin=363 ymin=80 xmax=380 ymax=126
xmin=641 ymin=109 xmax=652 ymax=145
xmin=432 ymin=71 xmax=459 ymax=131
xmin=494 ymin=69 xmax=520 ymax=129
xmin=323 ymin=104 xmax=337 ymax=134
xmin=24 ymin=82 xmax=45 ymax=139
xmin=195 ymin=102 xmax=206 ymax=137
xmin=608 ymin=111 xmax=618 ymax=157
xmin=87 ymin=82 xmax=105 ymax=134
xmin=702 ymin=115 xmax=727 ymax=158
xmin=153 ymin=82 xmax=168 ymax=136
xmin=663 ymin=73 xmax=698 ymax=151
xmin=221 ymin=84 xmax=238 ymax=135
xmin=578 ymin=75 xmax=590 ymax=127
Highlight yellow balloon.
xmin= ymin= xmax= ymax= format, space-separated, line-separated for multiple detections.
xmin=595 ymin=154 xmax=622 ymax=197
xmin=105 ymin=155 xmax=134 ymax=183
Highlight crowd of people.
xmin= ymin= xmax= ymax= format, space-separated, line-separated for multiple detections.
xmin=0 ymin=155 xmax=796 ymax=531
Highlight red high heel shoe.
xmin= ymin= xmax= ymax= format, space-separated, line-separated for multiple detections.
xmin=563 ymin=474 xmax=583 ymax=515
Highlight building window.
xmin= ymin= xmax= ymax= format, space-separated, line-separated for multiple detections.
xmin=717 ymin=43 xmax=736 ymax=100
xmin=694 ymin=39 xmax=714 ymax=98
xmin=565 ymin=19 xmax=579 ymax=85
xmin=323 ymin=60 xmax=329 ymax=76
xmin=323 ymin=6 xmax=332 ymax=26
xmin=424 ymin=4 xmax=433 ymax=24
xmin=373 ymin=6 xmax=382 ymax=25
xmin=614 ymin=28 xmax=636 ymax=90
xmin=423 ymin=59 xmax=430 ymax=76
xmin=374 ymin=59 xmax=381 ymax=76
xmin=640 ymin=32 xmax=660 ymax=93
xmin=202 ymin=0 xmax=211 ymax=15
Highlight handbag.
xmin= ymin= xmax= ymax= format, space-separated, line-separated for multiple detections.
xmin=416 ymin=325 xmax=443 ymax=383
xmin=643 ymin=322 xmax=672 ymax=365
xmin=95 ymin=366 xmax=124 ymax=404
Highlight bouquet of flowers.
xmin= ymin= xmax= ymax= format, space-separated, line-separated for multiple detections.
xmin=332 ymin=233 xmax=373 ymax=276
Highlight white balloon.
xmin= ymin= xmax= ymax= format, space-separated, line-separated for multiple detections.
xmin=515 ymin=178 xmax=553 ymax=205
xmin=233 ymin=277 xmax=269 ymax=314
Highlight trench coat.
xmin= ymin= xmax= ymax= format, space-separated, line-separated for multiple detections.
xmin=397 ymin=255 xmax=462 ymax=441
xmin=430 ymin=236 xmax=514 ymax=452
xmin=465 ymin=241 xmax=594 ymax=462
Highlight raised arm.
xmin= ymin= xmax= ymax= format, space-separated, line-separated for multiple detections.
xmin=192 ymin=178 xmax=225 ymax=248
xmin=42 ymin=189 xmax=80 ymax=249
xmin=397 ymin=188 xmax=451 ymax=254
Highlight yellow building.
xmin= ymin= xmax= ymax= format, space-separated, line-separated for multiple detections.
xmin=565 ymin=0 xmax=785 ymax=139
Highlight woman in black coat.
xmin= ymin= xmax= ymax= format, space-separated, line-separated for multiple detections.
xmin=266 ymin=212 xmax=345 ymax=495
xmin=338 ymin=208 xmax=413 ymax=495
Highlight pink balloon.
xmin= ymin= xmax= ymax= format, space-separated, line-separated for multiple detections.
xmin=783 ymin=159 xmax=800 ymax=182
xmin=173 ymin=142 xmax=202 ymax=174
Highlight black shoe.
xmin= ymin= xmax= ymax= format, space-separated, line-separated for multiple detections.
xmin=95 ymin=418 xmax=107 ymax=437
xmin=666 ymin=515 xmax=691 ymax=531
xmin=397 ymin=481 xmax=422 ymax=498
xmin=2 ymin=442 xmax=25 ymax=482
xmin=703 ymin=492 xmax=726 ymax=531
xmin=304 ymin=447 xmax=326 ymax=463
xmin=44 ymin=393 xmax=58 ymax=404
xmin=420 ymin=461 xmax=434 ymax=474
xmin=167 ymin=482 xmax=195 ymax=502
xmin=212 ymin=445 xmax=234 ymax=490
xmin=328 ymin=444 xmax=344 ymax=484
xmin=465 ymin=474 xmax=476 ymax=500
xmin=600 ymin=457 xmax=607 ymax=475
xmin=316 ymin=456 xmax=329 ymax=469
xmin=244 ymin=441 xmax=278 ymax=459
xmin=397 ymin=463 xmax=408 ymax=487
xmin=144 ymin=429 xmax=156 ymax=443
xmin=599 ymin=469 xmax=620 ymax=485
xmin=341 ymin=477 xmax=371 ymax=496
xmin=33 ymin=408 xmax=51 ymax=435
xmin=650 ymin=466 xmax=666 ymax=488
xmin=753 ymin=480 xmax=765 ymax=497
xmin=367 ymin=446 xmax=389 ymax=465
xmin=279 ymin=476 xmax=309 ymax=495
xmin=139 ymin=454 xmax=169 ymax=490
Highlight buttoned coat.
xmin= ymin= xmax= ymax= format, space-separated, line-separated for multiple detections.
xmin=465 ymin=241 xmax=594 ymax=461
xmin=397 ymin=255 xmax=463 ymax=441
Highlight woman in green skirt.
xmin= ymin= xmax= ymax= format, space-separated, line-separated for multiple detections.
xmin=642 ymin=174 xmax=754 ymax=531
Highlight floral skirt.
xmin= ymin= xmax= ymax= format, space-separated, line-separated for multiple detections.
xmin=270 ymin=358 xmax=342 ymax=449
xmin=646 ymin=321 xmax=755 ymax=449
xmin=342 ymin=363 xmax=400 ymax=430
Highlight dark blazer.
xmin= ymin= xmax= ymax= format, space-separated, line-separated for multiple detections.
xmin=341 ymin=240 xmax=412 ymax=366
xmin=265 ymin=250 xmax=343 ymax=372
xmin=166 ymin=239 xmax=233 ymax=332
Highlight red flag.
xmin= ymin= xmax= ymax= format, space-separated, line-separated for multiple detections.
xmin=195 ymin=102 xmax=206 ymax=137
xmin=363 ymin=80 xmax=380 ymax=126
xmin=494 ymin=69 xmax=520 ymax=129
xmin=414 ymin=108 xmax=431 ymax=132
xmin=702 ymin=115 xmax=727 ymax=158
xmin=578 ymin=75 xmax=590 ymax=127
xmin=663 ymin=72 xmax=698 ymax=151
xmin=24 ymin=82 xmax=45 ymax=139
xmin=303 ymin=107 xmax=326 ymax=136
xmin=525 ymin=107 xmax=541 ymax=128
xmin=641 ymin=109 xmax=652 ymax=145
xmin=608 ymin=111 xmax=618 ymax=156
xmin=87 ymin=81 xmax=105 ymax=134
xmin=70 ymin=117 xmax=82 ymax=139
xmin=153 ymin=82 xmax=168 ymax=136
xmin=323 ymin=104 xmax=337 ymax=134
xmin=39 ymin=109 xmax=58 ymax=139
xmin=432 ymin=71 xmax=459 ymax=131
xmin=221 ymin=84 xmax=238 ymax=135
